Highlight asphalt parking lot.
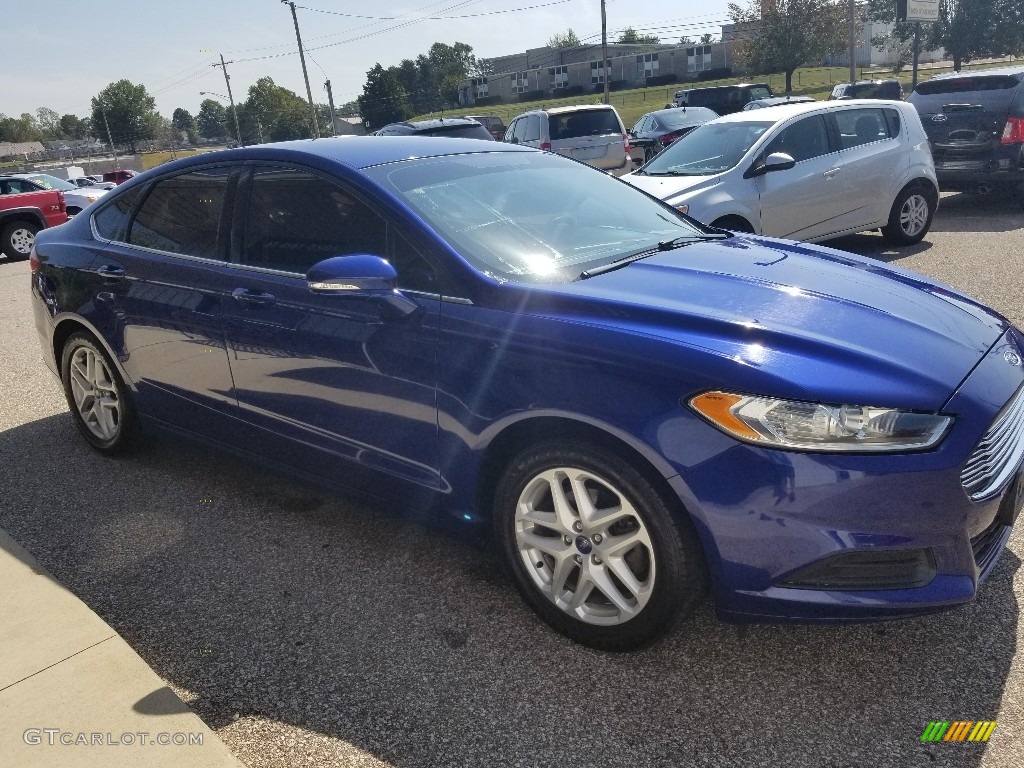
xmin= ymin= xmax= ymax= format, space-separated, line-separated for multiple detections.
xmin=1 ymin=191 xmax=1021 ymax=768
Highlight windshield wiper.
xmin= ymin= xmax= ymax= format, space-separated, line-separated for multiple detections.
xmin=577 ymin=234 xmax=729 ymax=280
xmin=641 ymin=170 xmax=702 ymax=176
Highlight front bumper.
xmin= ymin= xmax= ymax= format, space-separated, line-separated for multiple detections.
xmin=679 ymin=328 xmax=1023 ymax=623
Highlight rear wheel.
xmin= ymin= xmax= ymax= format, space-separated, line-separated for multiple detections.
xmin=60 ymin=332 xmax=138 ymax=454
xmin=494 ymin=440 xmax=705 ymax=651
xmin=882 ymin=185 xmax=934 ymax=245
xmin=710 ymin=215 xmax=755 ymax=234
xmin=1 ymin=221 xmax=39 ymax=260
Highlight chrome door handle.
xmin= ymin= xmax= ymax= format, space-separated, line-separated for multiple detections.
xmin=823 ymin=167 xmax=841 ymax=179
xmin=95 ymin=264 xmax=125 ymax=280
xmin=231 ymin=287 xmax=276 ymax=307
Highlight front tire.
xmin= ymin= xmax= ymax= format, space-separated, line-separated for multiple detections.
xmin=882 ymin=185 xmax=934 ymax=245
xmin=710 ymin=215 xmax=755 ymax=234
xmin=60 ymin=332 xmax=138 ymax=454
xmin=1 ymin=221 xmax=40 ymax=260
xmin=494 ymin=441 xmax=705 ymax=651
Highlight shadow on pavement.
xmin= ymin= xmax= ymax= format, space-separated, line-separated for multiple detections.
xmin=1 ymin=412 xmax=1019 ymax=767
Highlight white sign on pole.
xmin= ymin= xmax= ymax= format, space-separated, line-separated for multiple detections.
xmin=905 ymin=0 xmax=940 ymax=22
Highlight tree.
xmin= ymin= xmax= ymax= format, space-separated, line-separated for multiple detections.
xmin=928 ymin=0 xmax=1024 ymax=70
xmin=90 ymin=80 xmax=160 ymax=152
xmin=241 ymin=76 xmax=312 ymax=142
xmin=358 ymin=64 xmax=413 ymax=130
xmin=171 ymin=108 xmax=195 ymax=134
xmin=678 ymin=36 xmax=694 ymax=45
xmin=728 ymin=0 xmax=846 ymax=92
xmin=196 ymin=99 xmax=227 ymax=140
xmin=60 ymin=114 xmax=91 ymax=140
xmin=617 ymin=27 xmax=661 ymax=44
xmin=0 ymin=113 xmax=43 ymax=142
xmin=699 ymin=33 xmax=716 ymax=45
xmin=427 ymin=42 xmax=478 ymax=106
xmin=36 ymin=107 xmax=63 ymax=139
xmin=548 ymin=28 xmax=581 ymax=48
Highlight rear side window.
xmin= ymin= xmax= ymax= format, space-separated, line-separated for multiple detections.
xmin=522 ymin=115 xmax=541 ymax=142
xmin=128 ymin=168 xmax=231 ymax=259
xmin=240 ymin=167 xmax=387 ymax=274
xmin=834 ymin=107 xmax=892 ymax=149
xmin=748 ymin=86 xmax=772 ymax=101
xmin=92 ymin=185 xmax=147 ymax=242
xmin=763 ymin=115 xmax=831 ymax=162
xmin=550 ymin=110 xmax=620 ymax=139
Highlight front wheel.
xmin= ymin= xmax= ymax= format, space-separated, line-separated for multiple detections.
xmin=882 ymin=185 xmax=934 ymax=245
xmin=710 ymin=215 xmax=755 ymax=234
xmin=494 ymin=441 xmax=705 ymax=651
xmin=1 ymin=221 xmax=40 ymax=260
xmin=60 ymin=332 xmax=139 ymax=454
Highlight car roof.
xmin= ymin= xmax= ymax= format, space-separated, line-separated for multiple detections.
xmin=712 ymin=98 xmax=907 ymax=123
xmin=924 ymin=65 xmax=1024 ymax=82
xmin=643 ymin=106 xmax=718 ymax=121
xmin=529 ymin=104 xmax=618 ymax=116
xmin=119 ymin=136 xmax=534 ymax=174
xmin=677 ymin=82 xmax=769 ymax=91
xmin=405 ymin=116 xmax=483 ymax=129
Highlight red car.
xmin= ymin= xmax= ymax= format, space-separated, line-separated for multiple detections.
xmin=102 ymin=169 xmax=139 ymax=185
xmin=0 ymin=176 xmax=68 ymax=260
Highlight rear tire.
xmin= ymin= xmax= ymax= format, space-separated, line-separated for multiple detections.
xmin=60 ymin=332 xmax=139 ymax=455
xmin=882 ymin=185 xmax=934 ymax=245
xmin=1 ymin=221 xmax=39 ymax=260
xmin=494 ymin=440 xmax=705 ymax=651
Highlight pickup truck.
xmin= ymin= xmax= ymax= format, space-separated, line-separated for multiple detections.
xmin=0 ymin=178 xmax=68 ymax=260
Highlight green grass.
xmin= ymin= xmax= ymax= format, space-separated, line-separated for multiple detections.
xmin=416 ymin=58 xmax=1019 ymax=130
xmin=140 ymin=148 xmax=216 ymax=171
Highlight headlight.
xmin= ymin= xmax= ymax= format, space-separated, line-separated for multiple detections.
xmin=689 ymin=391 xmax=952 ymax=452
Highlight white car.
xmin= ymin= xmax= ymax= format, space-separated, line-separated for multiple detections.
xmin=11 ymin=173 xmax=111 ymax=216
xmin=624 ymin=100 xmax=938 ymax=245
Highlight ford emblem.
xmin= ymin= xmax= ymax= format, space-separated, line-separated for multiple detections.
xmin=1005 ymin=350 xmax=1021 ymax=366
xmin=931 ymin=114 xmax=948 ymax=122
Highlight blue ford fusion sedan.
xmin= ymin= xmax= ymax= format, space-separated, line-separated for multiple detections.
xmin=30 ymin=137 xmax=1021 ymax=650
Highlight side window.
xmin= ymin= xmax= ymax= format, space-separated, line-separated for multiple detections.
xmin=389 ymin=229 xmax=440 ymax=294
xmin=510 ymin=119 xmax=528 ymax=144
xmin=834 ymin=107 xmax=889 ymax=150
xmin=522 ymin=115 xmax=541 ymax=142
xmin=883 ymin=108 xmax=902 ymax=138
xmin=503 ymin=119 xmax=518 ymax=142
xmin=240 ymin=166 xmax=386 ymax=275
xmin=93 ymin=185 xmax=147 ymax=242
xmin=763 ymin=115 xmax=831 ymax=162
xmin=128 ymin=168 xmax=231 ymax=259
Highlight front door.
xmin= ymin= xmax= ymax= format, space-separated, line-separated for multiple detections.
xmin=221 ymin=165 xmax=441 ymax=500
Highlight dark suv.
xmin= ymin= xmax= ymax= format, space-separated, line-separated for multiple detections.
xmin=672 ymin=83 xmax=773 ymax=115
xmin=908 ymin=66 xmax=1024 ymax=193
xmin=374 ymin=117 xmax=494 ymax=140
xmin=830 ymin=79 xmax=904 ymax=100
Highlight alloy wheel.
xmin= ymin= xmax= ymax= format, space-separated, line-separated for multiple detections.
xmin=68 ymin=346 xmax=121 ymax=441
xmin=899 ymin=193 xmax=930 ymax=237
xmin=514 ymin=467 xmax=655 ymax=625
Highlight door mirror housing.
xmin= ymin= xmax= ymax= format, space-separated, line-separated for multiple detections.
xmin=744 ymin=152 xmax=797 ymax=179
xmin=306 ymin=254 xmax=418 ymax=316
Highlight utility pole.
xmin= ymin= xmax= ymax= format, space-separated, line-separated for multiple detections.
xmin=911 ymin=22 xmax=921 ymax=90
xmin=282 ymin=0 xmax=320 ymax=138
xmin=214 ymin=54 xmax=244 ymax=147
xmin=601 ymin=0 xmax=609 ymax=104
xmin=848 ymin=0 xmax=857 ymax=83
xmin=324 ymin=80 xmax=337 ymax=136
xmin=98 ymin=102 xmax=119 ymax=170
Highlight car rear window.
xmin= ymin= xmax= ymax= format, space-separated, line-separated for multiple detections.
xmin=421 ymin=124 xmax=493 ymax=140
xmin=914 ymin=75 xmax=1020 ymax=96
xmin=550 ymin=110 xmax=621 ymax=139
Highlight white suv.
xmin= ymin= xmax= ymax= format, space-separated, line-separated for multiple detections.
xmin=624 ymin=100 xmax=938 ymax=245
xmin=504 ymin=104 xmax=632 ymax=176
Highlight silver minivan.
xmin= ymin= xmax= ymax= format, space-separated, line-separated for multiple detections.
xmin=503 ymin=104 xmax=632 ymax=175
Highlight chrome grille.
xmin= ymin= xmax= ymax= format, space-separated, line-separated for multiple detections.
xmin=961 ymin=384 xmax=1024 ymax=500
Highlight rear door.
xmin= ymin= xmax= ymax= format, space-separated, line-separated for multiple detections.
xmin=549 ymin=109 xmax=625 ymax=171
xmin=909 ymin=74 xmax=1021 ymax=173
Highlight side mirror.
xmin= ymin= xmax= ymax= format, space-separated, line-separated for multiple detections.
xmin=744 ymin=152 xmax=796 ymax=179
xmin=306 ymin=254 xmax=419 ymax=316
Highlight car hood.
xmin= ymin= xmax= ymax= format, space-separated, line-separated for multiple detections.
xmin=623 ymin=171 xmax=721 ymax=203
xmin=520 ymin=236 xmax=1007 ymax=409
xmin=64 ymin=187 xmax=111 ymax=204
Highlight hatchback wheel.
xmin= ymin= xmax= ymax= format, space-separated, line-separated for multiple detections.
xmin=882 ymin=186 xmax=934 ymax=245
xmin=494 ymin=441 xmax=704 ymax=651
xmin=60 ymin=332 xmax=138 ymax=454
xmin=1 ymin=221 xmax=40 ymax=260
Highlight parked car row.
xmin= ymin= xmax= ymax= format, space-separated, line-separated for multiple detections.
xmin=29 ymin=134 xmax=1022 ymax=651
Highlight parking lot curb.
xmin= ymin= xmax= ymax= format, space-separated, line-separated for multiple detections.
xmin=0 ymin=528 xmax=246 ymax=767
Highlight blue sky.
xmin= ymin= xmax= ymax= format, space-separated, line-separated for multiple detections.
xmin=4 ymin=0 xmax=730 ymax=120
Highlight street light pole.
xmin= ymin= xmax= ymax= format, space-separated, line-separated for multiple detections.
xmin=282 ymin=0 xmax=321 ymax=138
xmin=98 ymin=102 xmax=119 ymax=170
xmin=848 ymin=0 xmax=857 ymax=83
xmin=601 ymin=0 xmax=609 ymax=104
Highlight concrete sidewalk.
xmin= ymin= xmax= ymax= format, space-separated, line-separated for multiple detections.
xmin=0 ymin=529 xmax=245 ymax=767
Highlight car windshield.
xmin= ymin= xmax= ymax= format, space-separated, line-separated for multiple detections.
xmin=364 ymin=150 xmax=704 ymax=284
xmin=27 ymin=173 xmax=76 ymax=191
xmin=640 ymin=120 xmax=774 ymax=176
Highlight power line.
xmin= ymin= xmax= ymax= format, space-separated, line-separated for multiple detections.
xmin=295 ymin=0 xmax=573 ymax=22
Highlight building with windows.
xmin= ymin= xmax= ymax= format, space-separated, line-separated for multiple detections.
xmin=457 ymin=41 xmax=732 ymax=106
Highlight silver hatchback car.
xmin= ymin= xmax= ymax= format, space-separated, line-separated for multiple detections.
xmin=504 ymin=104 xmax=632 ymax=175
